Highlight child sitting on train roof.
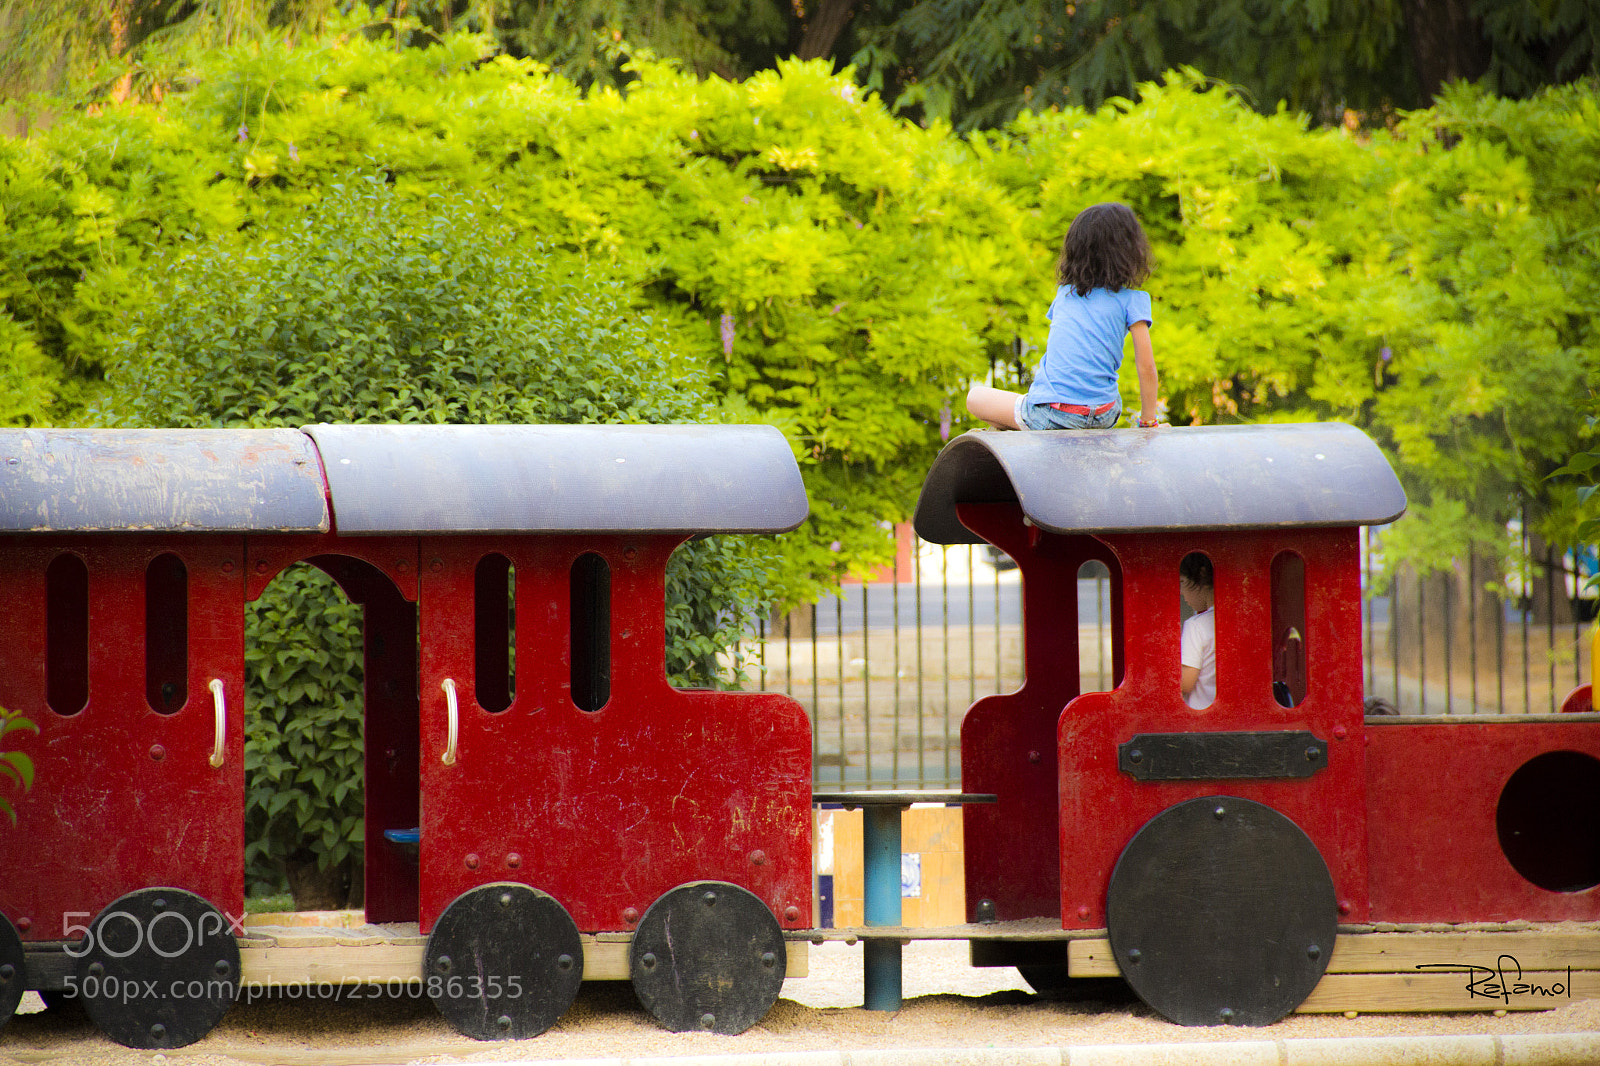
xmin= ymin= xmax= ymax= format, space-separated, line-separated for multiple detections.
xmin=966 ymin=202 xmax=1164 ymax=431
xmin=1179 ymin=552 xmax=1216 ymax=710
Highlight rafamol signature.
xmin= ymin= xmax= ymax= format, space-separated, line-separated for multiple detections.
xmin=1416 ymin=955 xmax=1572 ymax=1004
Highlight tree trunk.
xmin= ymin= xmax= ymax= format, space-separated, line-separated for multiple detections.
xmin=797 ymin=0 xmax=858 ymax=61
xmin=285 ymin=849 xmax=353 ymax=911
xmin=1400 ymin=0 xmax=1491 ymax=101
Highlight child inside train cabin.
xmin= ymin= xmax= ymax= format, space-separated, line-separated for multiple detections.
xmin=966 ymin=202 xmax=1164 ymax=431
xmin=1179 ymin=552 xmax=1216 ymax=709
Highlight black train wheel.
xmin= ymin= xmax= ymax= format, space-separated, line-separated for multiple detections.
xmin=0 ymin=912 xmax=24 ymax=1033
xmin=629 ymin=881 xmax=786 ymax=1034
xmin=1106 ymin=796 xmax=1336 ymax=1026
xmin=424 ymin=882 xmax=584 ymax=1040
xmin=73 ymin=887 xmax=240 ymax=1049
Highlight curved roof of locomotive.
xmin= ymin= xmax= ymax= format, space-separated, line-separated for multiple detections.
xmin=0 ymin=424 xmax=808 ymax=535
xmin=0 ymin=428 xmax=330 ymax=533
xmin=913 ymin=422 xmax=1406 ymax=544
xmin=303 ymin=423 xmax=808 ymax=535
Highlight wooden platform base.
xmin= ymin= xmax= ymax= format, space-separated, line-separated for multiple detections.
xmin=237 ymin=921 xmax=808 ymax=985
xmin=1068 ymin=926 xmax=1600 ymax=1013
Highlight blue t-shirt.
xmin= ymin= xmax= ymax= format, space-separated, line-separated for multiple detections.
xmin=1025 ymin=286 xmax=1153 ymax=408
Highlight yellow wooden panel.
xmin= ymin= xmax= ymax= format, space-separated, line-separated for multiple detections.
xmin=919 ymin=848 xmax=967 ymax=927
xmin=1300 ymin=969 xmax=1600 ymax=1013
xmin=904 ymin=806 xmax=964 ymax=853
xmin=831 ymin=808 xmax=864 ymax=930
xmin=1327 ymin=932 xmax=1600 ymax=974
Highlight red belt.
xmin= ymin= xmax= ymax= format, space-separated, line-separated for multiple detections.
xmin=1048 ymin=401 xmax=1117 ymax=416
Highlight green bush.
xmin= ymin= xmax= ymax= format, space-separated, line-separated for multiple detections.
xmin=107 ymin=173 xmax=779 ymax=896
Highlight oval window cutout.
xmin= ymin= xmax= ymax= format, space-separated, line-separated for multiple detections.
xmin=571 ymin=553 xmax=611 ymax=712
xmin=1271 ymin=551 xmax=1307 ymax=708
xmin=474 ymin=554 xmax=515 ymax=713
xmin=47 ymin=553 xmax=89 ymax=716
xmin=146 ymin=553 xmax=188 ymax=713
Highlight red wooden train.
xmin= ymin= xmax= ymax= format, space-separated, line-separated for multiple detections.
xmin=0 ymin=421 xmax=1596 ymax=1049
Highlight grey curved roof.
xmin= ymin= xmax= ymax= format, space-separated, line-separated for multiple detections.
xmin=303 ymin=423 xmax=808 ymax=535
xmin=913 ymin=422 xmax=1406 ymax=544
xmin=0 ymin=428 xmax=330 ymax=533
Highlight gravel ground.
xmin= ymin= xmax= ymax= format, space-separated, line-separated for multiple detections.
xmin=3 ymin=941 xmax=1598 ymax=1065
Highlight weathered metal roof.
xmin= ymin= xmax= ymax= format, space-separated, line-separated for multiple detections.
xmin=0 ymin=429 xmax=330 ymax=533
xmin=913 ymin=422 xmax=1406 ymax=544
xmin=303 ymin=423 xmax=809 ymax=535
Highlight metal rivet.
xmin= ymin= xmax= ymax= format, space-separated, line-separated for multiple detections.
xmin=436 ymin=956 xmax=452 ymax=975
xmin=221 ymin=560 xmax=234 ymax=573
xmin=749 ymin=849 xmax=766 ymax=866
xmin=623 ymin=907 xmax=640 ymax=924
xmin=429 ymin=559 xmax=443 ymax=572
xmin=703 ymin=891 xmax=717 ymax=907
xmin=1213 ymin=806 xmax=1226 ymax=820
xmin=0 ymin=964 xmax=13 ymax=981
xmin=1126 ymin=948 xmax=1141 ymax=964
xmin=255 ymin=560 xmax=269 ymax=573
xmin=975 ymin=899 xmax=997 ymax=923
xmin=214 ymin=959 xmax=231 ymax=977
xmin=784 ymin=905 xmax=801 ymax=923
xmin=506 ymin=852 xmax=521 ymax=869
xmin=761 ymin=952 xmax=776 ymax=968
xmin=1129 ymin=749 xmax=1143 ymax=763
xmin=465 ymin=853 xmax=479 ymax=870
xmin=5 ymin=457 xmax=16 ymax=465
xmin=150 ymin=1023 xmax=166 ymax=1040
xmin=149 ymin=744 xmax=165 ymax=761
xmin=1306 ymin=746 xmax=1321 ymax=761
xmin=1076 ymin=905 xmax=1090 ymax=920
xmin=153 ymin=898 xmax=166 ymax=911
xmin=1338 ymin=899 xmax=1353 ymax=916
xmin=1219 ymin=1007 xmax=1234 ymax=1023
xmin=699 ymin=1013 xmax=716 ymax=1030
xmin=641 ymin=952 xmax=656 ymax=970
xmin=1027 ymin=750 xmax=1041 ymax=764
xmin=88 ymin=962 xmax=105 ymax=977
xmin=396 ymin=560 xmax=409 ymax=572
xmin=557 ymin=954 xmax=573 ymax=971
xmin=623 ymin=547 xmax=638 ymax=561
xmin=497 ymin=1015 xmax=512 ymax=1031
xmin=499 ymin=892 xmax=513 ymax=908
xmin=1307 ymin=944 xmax=1321 ymax=960
xmin=15 ymin=917 xmax=28 ymax=931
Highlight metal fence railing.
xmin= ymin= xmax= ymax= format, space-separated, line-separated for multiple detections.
xmin=747 ymin=529 xmax=1597 ymax=791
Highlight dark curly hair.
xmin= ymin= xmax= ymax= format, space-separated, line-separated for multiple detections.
xmin=1056 ymin=202 xmax=1153 ymax=296
xmin=1179 ymin=551 xmax=1214 ymax=590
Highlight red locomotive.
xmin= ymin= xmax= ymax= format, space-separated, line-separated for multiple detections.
xmin=0 ymin=421 xmax=1596 ymax=1048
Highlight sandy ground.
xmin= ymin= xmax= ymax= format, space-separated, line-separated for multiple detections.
xmin=3 ymin=941 xmax=1598 ymax=1065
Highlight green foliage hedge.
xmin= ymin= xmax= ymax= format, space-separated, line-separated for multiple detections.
xmin=3 ymin=18 xmax=1596 ymax=886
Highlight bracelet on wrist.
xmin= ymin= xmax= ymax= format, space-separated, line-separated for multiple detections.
xmin=1137 ymin=416 xmax=1160 ymax=428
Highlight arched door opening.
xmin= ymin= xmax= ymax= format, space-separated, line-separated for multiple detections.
xmin=245 ymin=556 xmax=418 ymax=919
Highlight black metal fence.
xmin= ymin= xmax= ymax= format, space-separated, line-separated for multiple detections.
xmin=748 ymin=529 xmax=1596 ymax=790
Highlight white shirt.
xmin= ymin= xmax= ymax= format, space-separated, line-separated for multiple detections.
xmin=1181 ymin=607 xmax=1216 ymax=709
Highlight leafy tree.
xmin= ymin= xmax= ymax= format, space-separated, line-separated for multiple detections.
xmin=105 ymin=172 xmax=781 ymax=898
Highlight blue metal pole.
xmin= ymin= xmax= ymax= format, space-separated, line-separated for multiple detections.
xmin=862 ymin=803 xmax=903 ymax=1010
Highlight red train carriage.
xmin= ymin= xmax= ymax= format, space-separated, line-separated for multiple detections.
xmin=914 ymin=423 xmax=1600 ymax=1025
xmin=0 ymin=424 xmax=814 ymax=1047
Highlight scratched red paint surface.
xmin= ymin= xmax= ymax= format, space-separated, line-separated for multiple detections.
xmin=416 ymin=534 xmax=812 ymax=935
xmin=1367 ymin=718 xmax=1600 ymax=922
xmin=0 ymin=536 xmax=246 ymax=942
xmin=1057 ymin=527 xmax=1371 ymax=929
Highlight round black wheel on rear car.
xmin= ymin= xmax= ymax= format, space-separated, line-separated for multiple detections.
xmin=0 ymin=912 xmax=25 ymax=1033
xmin=424 ymin=882 xmax=584 ymax=1040
xmin=629 ymin=881 xmax=785 ymax=1035
xmin=73 ymin=887 xmax=240 ymax=1049
xmin=1106 ymin=796 xmax=1336 ymax=1027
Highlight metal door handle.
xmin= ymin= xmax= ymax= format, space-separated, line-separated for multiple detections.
xmin=208 ymin=679 xmax=226 ymax=768
xmin=441 ymin=678 xmax=459 ymax=766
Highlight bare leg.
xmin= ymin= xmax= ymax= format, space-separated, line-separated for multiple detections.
xmin=966 ymin=385 xmax=1023 ymax=430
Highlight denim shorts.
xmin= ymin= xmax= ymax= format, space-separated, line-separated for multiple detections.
xmin=1015 ymin=396 xmax=1122 ymax=431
